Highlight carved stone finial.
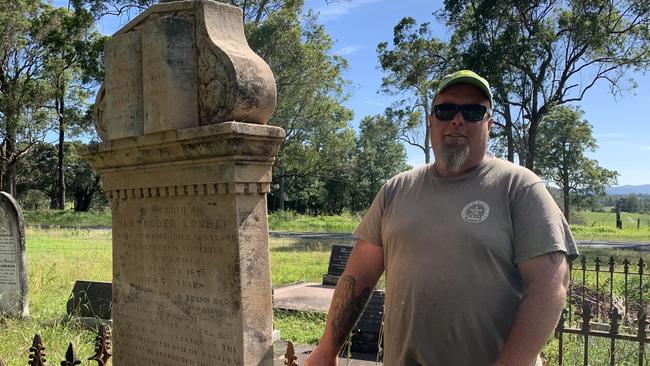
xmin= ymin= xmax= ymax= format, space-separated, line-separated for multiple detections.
xmin=93 ymin=0 xmax=276 ymax=141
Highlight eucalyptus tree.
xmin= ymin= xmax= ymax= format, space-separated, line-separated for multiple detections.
xmin=377 ymin=17 xmax=450 ymax=164
xmin=39 ymin=5 xmax=105 ymax=209
xmin=535 ymin=106 xmax=618 ymax=221
xmin=441 ymin=0 xmax=650 ymax=169
xmin=0 ymin=0 xmax=56 ymax=196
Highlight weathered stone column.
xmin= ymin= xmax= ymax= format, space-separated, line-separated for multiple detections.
xmin=83 ymin=1 xmax=284 ymax=365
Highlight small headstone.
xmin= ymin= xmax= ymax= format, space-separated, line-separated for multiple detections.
xmin=323 ymin=244 xmax=353 ymax=286
xmin=0 ymin=192 xmax=28 ymax=317
xmin=66 ymin=280 xmax=112 ymax=320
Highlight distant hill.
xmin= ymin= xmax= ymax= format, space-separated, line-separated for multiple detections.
xmin=607 ymin=184 xmax=650 ymax=195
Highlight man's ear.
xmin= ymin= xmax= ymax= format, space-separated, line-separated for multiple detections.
xmin=427 ymin=114 xmax=434 ymax=128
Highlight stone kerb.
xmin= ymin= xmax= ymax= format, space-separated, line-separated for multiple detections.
xmin=84 ymin=1 xmax=284 ymax=365
xmin=0 ymin=191 xmax=29 ymax=317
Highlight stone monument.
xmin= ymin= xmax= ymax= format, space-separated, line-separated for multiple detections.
xmin=83 ymin=1 xmax=284 ymax=365
xmin=0 ymin=192 xmax=28 ymax=317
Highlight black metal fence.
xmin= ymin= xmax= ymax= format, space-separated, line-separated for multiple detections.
xmin=0 ymin=325 xmax=111 ymax=366
xmin=555 ymin=256 xmax=650 ymax=365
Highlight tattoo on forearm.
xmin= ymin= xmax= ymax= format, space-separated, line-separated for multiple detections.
xmin=328 ymin=274 xmax=372 ymax=349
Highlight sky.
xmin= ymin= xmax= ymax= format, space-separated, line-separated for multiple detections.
xmin=60 ymin=0 xmax=650 ymax=186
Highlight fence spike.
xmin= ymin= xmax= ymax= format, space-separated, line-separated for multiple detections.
xmin=595 ymin=257 xmax=601 ymax=271
xmin=28 ymin=334 xmax=47 ymax=366
xmin=580 ymin=256 xmax=587 ymax=270
xmin=609 ymin=308 xmax=622 ymax=335
xmin=88 ymin=325 xmax=112 ymax=366
xmin=609 ymin=256 xmax=615 ymax=272
xmin=556 ymin=308 xmax=567 ymax=334
xmin=624 ymin=258 xmax=630 ymax=273
xmin=639 ymin=258 xmax=645 ymax=275
xmin=284 ymin=341 xmax=298 ymax=366
xmin=60 ymin=343 xmax=81 ymax=366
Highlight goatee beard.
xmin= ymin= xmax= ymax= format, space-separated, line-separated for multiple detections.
xmin=436 ymin=142 xmax=470 ymax=173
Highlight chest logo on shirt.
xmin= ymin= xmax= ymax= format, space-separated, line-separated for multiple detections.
xmin=461 ymin=200 xmax=490 ymax=223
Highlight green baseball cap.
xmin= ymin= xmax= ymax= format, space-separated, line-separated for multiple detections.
xmin=434 ymin=70 xmax=493 ymax=106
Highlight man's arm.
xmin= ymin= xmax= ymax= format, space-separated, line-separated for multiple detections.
xmin=493 ymin=251 xmax=569 ymax=366
xmin=304 ymin=239 xmax=385 ymax=366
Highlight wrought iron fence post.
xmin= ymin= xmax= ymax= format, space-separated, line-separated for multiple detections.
xmin=637 ymin=308 xmax=647 ymax=366
xmin=60 ymin=343 xmax=81 ymax=366
xmin=89 ymin=325 xmax=112 ymax=366
xmin=284 ymin=341 xmax=298 ymax=366
xmin=625 ymin=258 xmax=631 ymax=320
xmin=596 ymin=257 xmax=602 ymax=321
xmin=609 ymin=308 xmax=622 ymax=366
xmin=557 ymin=308 xmax=568 ymax=366
xmin=581 ymin=302 xmax=593 ymax=366
xmin=28 ymin=334 xmax=47 ymax=366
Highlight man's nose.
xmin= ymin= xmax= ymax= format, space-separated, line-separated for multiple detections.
xmin=450 ymin=110 xmax=464 ymax=125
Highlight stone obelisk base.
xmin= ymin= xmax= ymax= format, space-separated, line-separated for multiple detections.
xmin=84 ymin=122 xmax=284 ymax=366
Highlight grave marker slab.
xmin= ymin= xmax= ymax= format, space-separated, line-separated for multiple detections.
xmin=0 ymin=192 xmax=28 ymax=317
xmin=323 ymin=244 xmax=353 ymax=286
xmin=66 ymin=280 xmax=112 ymax=320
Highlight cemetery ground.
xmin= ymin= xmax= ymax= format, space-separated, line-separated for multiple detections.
xmin=0 ymin=211 xmax=649 ymax=364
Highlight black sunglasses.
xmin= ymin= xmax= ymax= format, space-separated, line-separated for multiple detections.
xmin=433 ymin=103 xmax=489 ymax=122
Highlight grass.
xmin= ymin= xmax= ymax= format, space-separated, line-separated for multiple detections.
xmin=0 ymin=230 xmax=335 ymax=365
xmin=22 ymin=209 xmax=650 ymax=242
xmin=5 ymin=208 xmax=650 ymax=364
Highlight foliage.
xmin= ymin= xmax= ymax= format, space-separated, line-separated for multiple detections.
xmin=377 ymin=17 xmax=450 ymax=163
xmin=352 ymin=114 xmax=410 ymax=211
xmin=0 ymin=0 xmax=57 ymax=195
xmin=535 ymin=106 xmax=618 ymax=221
xmin=17 ymin=141 xmax=107 ymax=211
xmin=440 ymin=0 xmax=650 ymax=169
xmin=246 ymin=1 xmax=357 ymax=214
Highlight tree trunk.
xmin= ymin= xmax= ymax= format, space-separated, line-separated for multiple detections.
xmin=56 ymin=84 xmax=66 ymax=210
xmin=424 ymin=97 xmax=431 ymax=163
xmin=278 ymin=169 xmax=285 ymax=211
xmin=504 ymin=104 xmax=515 ymax=162
xmin=526 ymin=115 xmax=541 ymax=170
xmin=57 ymin=117 xmax=65 ymax=210
xmin=563 ymin=184 xmax=570 ymax=222
xmin=2 ymin=133 xmax=17 ymax=196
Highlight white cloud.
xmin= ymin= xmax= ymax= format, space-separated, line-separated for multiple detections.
xmin=333 ymin=45 xmax=362 ymax=56
xmin=315 ymin=0 xmax=382 ymax=21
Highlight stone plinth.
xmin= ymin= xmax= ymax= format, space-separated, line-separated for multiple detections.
xmin=84 ymin=122 xmax=284 ymax=365
xmin=0 ymin=192 xmax=28 ymax=317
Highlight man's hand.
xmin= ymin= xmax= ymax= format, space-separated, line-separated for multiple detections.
xmin=493 ymin=251 xmax=569 ymax=366
xmin=304 ymin=240 xmax=384 ymax=366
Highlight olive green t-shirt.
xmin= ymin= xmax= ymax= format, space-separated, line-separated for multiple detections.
xmin=353 ymin=157 xmax=578 ymax=366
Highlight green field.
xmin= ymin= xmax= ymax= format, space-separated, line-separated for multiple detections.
xmin=0 ymin=229 xmax=333 ymax=365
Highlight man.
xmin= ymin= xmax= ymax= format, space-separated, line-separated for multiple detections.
xmin=305 ymin=70 xmax=578 ymax=366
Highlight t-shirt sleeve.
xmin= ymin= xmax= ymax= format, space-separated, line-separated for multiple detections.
xmin=353 ymin=184 xmax=387 ymax=247
xmin=511 ymin=181 xmax=579 ymax=263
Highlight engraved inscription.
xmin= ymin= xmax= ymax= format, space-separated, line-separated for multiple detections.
xmin=142 ymin=17 xmax=198 ymax=133
xmin=105 ymin=31 xmax=144 ymax=139
xmin=112 ymin=196 xmax=242 ymax=365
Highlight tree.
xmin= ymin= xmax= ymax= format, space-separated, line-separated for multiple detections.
xmin=352 ymin=114 xmax=410 ymax=211
xmin=247 ymin=2 xmax=356 ymax=212
xmin=377 ymin=17 xmax=450 ymax=164
xmin=39 ymin=5 xmax=105 ymax=209
xmin=0 ymin=0 xmax=55 ymax=196
xmin=442 ymin=0 xmax=650 ymax=170
xmin=535 ymin=105 xmax=618 ymax=221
